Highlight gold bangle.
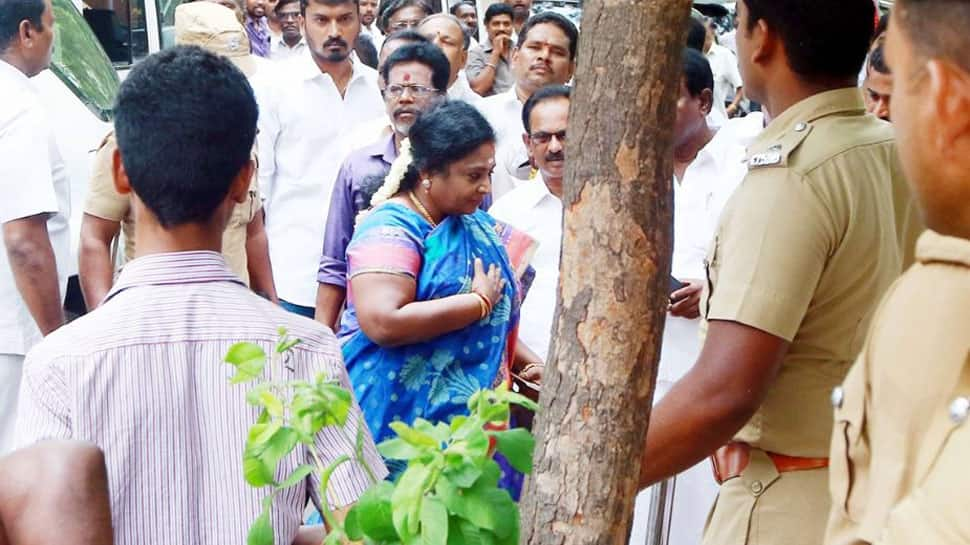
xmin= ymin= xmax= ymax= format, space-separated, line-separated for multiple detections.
xmin=519 ymin=363 xmax=544 ymax=376
xmin=472 ymin=290 xmax=493 ymax=315
xmin=471 ymin=292 xmax=489 ymax=320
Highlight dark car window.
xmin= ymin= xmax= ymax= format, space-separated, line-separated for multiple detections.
xmin=79 ymin=0 xmax=149 ymax=66
xmin=51 ymin=0 xmax=121 ymax=121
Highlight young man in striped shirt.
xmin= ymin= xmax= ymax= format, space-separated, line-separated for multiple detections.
xmin=13 ymin=46 xmax=386 ymax=545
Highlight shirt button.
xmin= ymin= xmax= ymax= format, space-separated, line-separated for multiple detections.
xmin=831 ymin=386 xmax=844 ymax=409
xmin=949 ymin=397 xmax=970 ymax=424
xmin=751 ymin=480 xmax=764 ymax=495
xmin=794 ymin=122 xmax=808 ymax=132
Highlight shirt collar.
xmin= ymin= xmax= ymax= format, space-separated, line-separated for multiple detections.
xmin=273 ymin=34 xmax=306 ymax=49
xmin=362 ymin=131 xmax=398 ymax=165
xmin=916 ymin=230 xmax=970 ymax=268
xmin=296 ymin=50 xmax=368 ymax=84
xmin=753 ymin=87 xmax=865 ymax=151
xmin=104 ymin=251 xmax=244 ymax=303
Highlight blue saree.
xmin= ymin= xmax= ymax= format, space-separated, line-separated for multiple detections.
xmin=339 ymin=202 xmax=534 ymax=450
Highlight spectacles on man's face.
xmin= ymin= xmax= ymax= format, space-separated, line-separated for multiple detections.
xmin=389 ymin=19 xmax=422 ymax=30
xmin=384 ymin=83 xmax=439 ymax=99
xmin=529 ymin=130 xmax=567 ymax=145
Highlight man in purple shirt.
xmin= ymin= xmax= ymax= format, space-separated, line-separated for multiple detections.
xmin=245 ymin=0 xmax=271 ymax=57
xmin=14 ymin=47 xmax=385 ymax=545
xmin=314 ymin=41 xmax=450 ymax=329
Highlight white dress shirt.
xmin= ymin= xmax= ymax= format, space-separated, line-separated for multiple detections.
xmin=360 ymin=24 xmax=384 ymax=50
xmin=255 ymin=52 xmax=384 ymax=306
xmin=482 ymin=87 xmax=529 ymax=200
xmin=269 ymin=35 xmax=308 ymax=62
xmin=448 ymin=70 xmax=485 ymax=110
xmin=488 ymin=175 xmax=562 ymax=361
xmin=706 ymin=43 xmax=743 ymax=128
xmin=0 ymin=60 xmax=71 ymax=356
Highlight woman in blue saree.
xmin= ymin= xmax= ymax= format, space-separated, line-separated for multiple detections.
xmin=337 ymin=101 xmax=542 ymax=487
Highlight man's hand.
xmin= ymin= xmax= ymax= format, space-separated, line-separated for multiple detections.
xmin=669 ymin=279 xmax=703 ymax=319
xmin=3 ymin=215 xmax=64 ymax=335
xmin=492 ymin=34 xmax=512 ymax=60
xmin=78 ymin=213 xmax=121 ymax=310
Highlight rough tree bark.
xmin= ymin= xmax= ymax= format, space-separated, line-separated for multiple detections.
xmin=519 ymin=2 xmax=691 ymax=545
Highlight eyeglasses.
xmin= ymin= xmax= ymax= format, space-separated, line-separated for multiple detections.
xmin=278 ymin=11 xmax=301 ymax=21
xmin=529 ymin=130 xmax=567 ymax=145
xmin=389 ymin=19 xmax=422 ymax=30
xmin=384 ymin=84 xmax=439 ymax=99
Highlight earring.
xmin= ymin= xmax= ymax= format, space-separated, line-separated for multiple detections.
xmin=422 ymin=179 xmax=432 ymax=190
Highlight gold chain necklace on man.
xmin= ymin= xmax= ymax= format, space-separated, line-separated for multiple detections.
xmin=408 ymin=191 xmax=438 ymax=228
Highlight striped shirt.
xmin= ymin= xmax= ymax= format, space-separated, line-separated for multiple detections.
xmin=14 ymin=251 xmax=387 ymax=545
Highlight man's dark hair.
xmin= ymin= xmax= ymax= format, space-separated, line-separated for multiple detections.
xmin=300 ymin=0 xmax=358 ymax=15
xmin=449 ymin=0 xmax=473 ymax=16
xmin=275 ymin=0 xmax=300 ymax=16
xmin=113 ymin=46 xmax=258 ymax=227
xmin=868 ymin=37 xmax=890 ymax=75
xmin=741 ymin=0 xmax=875 ymax=80
xmin=379 ymin=28 xmax=429 ymax=55
xmin=400 ymin=100 xmax=495 ymax=191
xmin=0 ymin=0 xmax=45 ymax=51
xmin=894 ymin=0 xmax=970 ymax=74
xmin=686 ymin=16 xmax=707 ymax=52
xmin=874 ymin=12 xmax=889 ymax=42
xmin=522 ymin=84 xmax=570 ymax=134
xmin=516 ymin=12 xmax=579 ymax=61
xmin=484 ymin=2 xmax=513 ymax=24
xmin=377 ymin=0 xmax=432 ymax=33
xmin=683 ymin=48 xmax=714 ymax=97
xmin=356 ymin=33 xmax=379 ymax=68
xmin=381 ymin=42 xmax=450 ymax=92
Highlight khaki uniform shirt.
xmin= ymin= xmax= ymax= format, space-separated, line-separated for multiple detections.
xmin=826 ymin=231 xmax=970 ymax=545
xmin=84 ymin=133 xmax=260 ymax=284
xmin=700 ymin=88 xmax=903 ymax=545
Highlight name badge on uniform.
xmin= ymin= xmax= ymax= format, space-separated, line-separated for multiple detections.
xmin=749 ymin=145 xmax=783 ymax=168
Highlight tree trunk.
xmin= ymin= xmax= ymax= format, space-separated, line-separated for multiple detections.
xmin=519 ymin=2 xmax=691 ymax=545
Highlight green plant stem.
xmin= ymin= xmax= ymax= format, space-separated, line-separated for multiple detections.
xmin=335 ymin=425 xmax=380 ymax=485
xmin=310 ymin=447 xmax=349 ymax=532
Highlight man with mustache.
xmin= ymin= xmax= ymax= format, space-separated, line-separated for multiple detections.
xmin=269 ymin=0 xmax=306 ymax=60
xmin=488 ymin=84 xmax=569 ymax=365
xmin=244 ymin=0 xmax=271 ymax=56
xmin=466 ymin=2 xmax=514 ymax=97
xmin=482 ymin=11 xmax=577 ymax=200
xmin=358 ymin=0 xmax=382 ymax=49
xmin=255 ymin=0 xmax=383 ymax=319
xmin=417 ymin=13 xmax=483 ymax=108
xmin=450 ymin=1 xmax=478 ymax=46
xmin=504 ymin=0 xmax=532 ymax=35
xmin=315 ymin=42 xmax=449 ymax=329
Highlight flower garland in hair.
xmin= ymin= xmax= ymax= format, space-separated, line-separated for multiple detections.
xmin=356 ymin=138 xmax=413 ymax=225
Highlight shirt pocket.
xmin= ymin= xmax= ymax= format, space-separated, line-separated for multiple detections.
xmin=829 ymin=369 xmax=869 ymax=519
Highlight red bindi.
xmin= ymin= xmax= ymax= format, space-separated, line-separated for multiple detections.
xmin=403 ymin=73 xmax=412 ymax=82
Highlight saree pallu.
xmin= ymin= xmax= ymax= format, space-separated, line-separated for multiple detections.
xmin=339 ymin=202 xmax=535 ymax=450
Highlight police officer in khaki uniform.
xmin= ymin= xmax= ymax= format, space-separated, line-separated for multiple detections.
xmin=637 ymin=2 xmax=909 ymax=544
xmin=77 ymin=2 xmax=277 ymax=308
xmin=825 ymin=1 xmax=970 ymax=544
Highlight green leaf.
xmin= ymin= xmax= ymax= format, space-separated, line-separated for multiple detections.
xmin=379 ymin=438 xmax=426 ymax=461
xmin=276 ymin=337 xmax=302 ymax=354
xmin=445 ymin=428 xmax=489 ymax=461
xmin=443 ymin=461 xmax=482 ymax=489
xmin=457 ymin=519 xmax=484 ymax=545
xmin=258 ymin=390 xmax=285 ymax=418
xmin=464 ymin=489 xmax=517 ymax=539
xmin=390 ymin=422 xmax=440 ymax=449
xmin=414 ymin=419 xmax=451 ymax=445
xmin=344 ymin=506 xmax=363 ymax=541
xmin=356 ymin=414 xmax=367 ymax=461
xmin=420 ymin=497 xmax=448 ymax=545
xmin=500 ymin=391 xmax=539 ymax=413
xmin=262 ymin=427 xmax=300 ymax=469
xmin=480 ymin=403 xmax=510 ymax=424
xmin=435 ymin=476 xmax=466 ymax=517
xmin=243 ymin=454 xmax=275 ymax=487
xmin=490 ymin=429 xmax=535 ymax=474
xmin=247 ymin=509 xmax=274 ymax=545
xmin=392 ymin=463 xmax=433 ymax=539
xmin=226 ymin=342 xmax=267 ymax=384
xmin=354 ymin=481 xmax=399 ymax=542
xmin=277 ymin=464 xmax=314 ymax=490
xmin=247 ymin=421 xmax=282 ymax=453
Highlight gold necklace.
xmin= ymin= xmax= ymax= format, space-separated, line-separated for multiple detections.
xmin=408 ymin=191 xmax=438 ymax=228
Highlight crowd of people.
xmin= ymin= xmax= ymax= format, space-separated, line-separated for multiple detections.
xmin=0 ymin=0 xmax=968 ymax=544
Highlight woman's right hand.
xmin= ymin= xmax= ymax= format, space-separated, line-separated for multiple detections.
xmin=472 ymin=257 xmax=505 ymax=307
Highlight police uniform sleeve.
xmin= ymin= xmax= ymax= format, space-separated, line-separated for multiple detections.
xmin=83 ymin=132 xmax=130 ymax=222
xmin=706 ymin=167 xmax=836 ymax=341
